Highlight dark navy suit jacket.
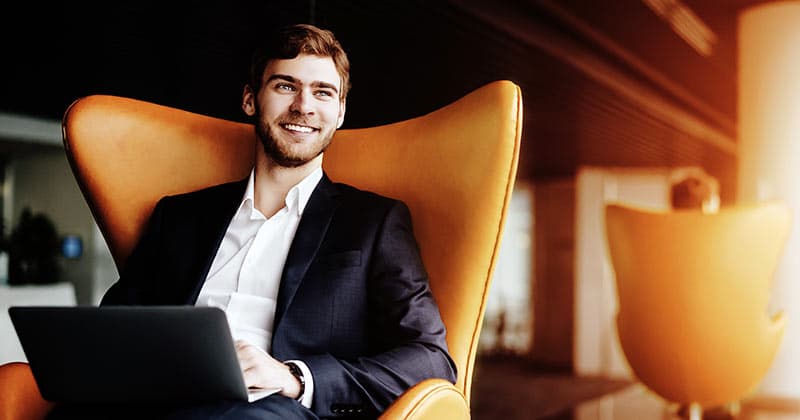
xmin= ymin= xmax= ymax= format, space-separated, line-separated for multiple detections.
xmin=101 ymin=173 xmax=457 ymax=418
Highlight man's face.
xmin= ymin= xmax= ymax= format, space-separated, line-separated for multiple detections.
xmin=243 ymin=54 xmax=346 ymax=168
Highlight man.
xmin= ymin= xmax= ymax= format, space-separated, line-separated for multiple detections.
xmin=53 ymin=24 xmax=456 ymax=419
xmin=669 ymin=169 xmax=719 ymax=213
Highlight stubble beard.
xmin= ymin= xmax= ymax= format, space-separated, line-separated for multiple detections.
xmin=255 ymin=112 xmax=334 ymax=168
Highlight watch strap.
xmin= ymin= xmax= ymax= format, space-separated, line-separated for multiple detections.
xmin=285 ymin=361 xmax=305 ymax=400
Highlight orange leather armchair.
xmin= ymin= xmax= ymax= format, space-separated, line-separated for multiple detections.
xmin=0 ymin=80 xmax=522 ymax=419
xmin=605 ymin=203 xmax=790 ymax=420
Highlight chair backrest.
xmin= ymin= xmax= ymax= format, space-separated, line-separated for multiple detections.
xmin=604 ymin=202 xmax=790 ymax=406
xmin=62 ymin=80 xmax=523 ymax=404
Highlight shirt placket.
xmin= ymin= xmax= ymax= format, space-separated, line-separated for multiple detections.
xmin=239 ymin=212 xmax=284 ymax=297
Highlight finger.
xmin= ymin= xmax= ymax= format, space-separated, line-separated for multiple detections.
xmin=236 ymin=342 xmax=266 ymax=362
xmin=236 ymin=340 xmax=261 ymax=356
xmin=236 ymin=347 xmax=258 ymax=370
xmin=242 ymin=366 xmax=257 ymax=388
xmin=242 ymin=364 xmax=271 ymax=389
xmin=236 ymin=352 xmax=251 ymax=367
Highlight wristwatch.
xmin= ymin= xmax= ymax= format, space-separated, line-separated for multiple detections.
xmin=285 ymin=362 xmax=305 ymax=400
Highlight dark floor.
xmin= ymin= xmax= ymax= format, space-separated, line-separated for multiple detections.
xmin=470 ymin=355 xmax=632 ymax=419
xmin=470 ymin=356 xmax=800 ymax=420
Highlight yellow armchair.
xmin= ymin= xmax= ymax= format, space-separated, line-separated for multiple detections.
xmin=604 ymin=203 xmax=790 ymax=420
xmin=0 ymin=80 xmax=522 ymax=419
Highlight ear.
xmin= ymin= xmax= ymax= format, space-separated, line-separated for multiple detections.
xmin=336 ymin=100 xmax=346 ymax=129
xmin=242 ymin=85 xmax=256 ymax=117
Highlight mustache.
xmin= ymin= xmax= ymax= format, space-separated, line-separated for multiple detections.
xmin=251 ymin=107 xmax=319 ymax=128
xmin=279 ymin=113 xmax=318 ymax=128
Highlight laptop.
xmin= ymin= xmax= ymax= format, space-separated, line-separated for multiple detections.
xmin=9 ymin=306 xmax=277 ymax=404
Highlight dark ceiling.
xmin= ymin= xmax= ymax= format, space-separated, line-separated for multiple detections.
xmin=2 ymin=0 xmax=521 ymax=127
xmin=0 ymin=0 xmax=765 ymax=179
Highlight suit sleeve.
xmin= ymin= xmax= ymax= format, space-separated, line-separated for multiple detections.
xmin=303 ymin=200 xmax=457 ymax=417
xmin=100 ymin=198 xmax=166 ymax=305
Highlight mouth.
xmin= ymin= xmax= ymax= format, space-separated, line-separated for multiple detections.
xmin=280 ymin=123 xmax=318 ymax=134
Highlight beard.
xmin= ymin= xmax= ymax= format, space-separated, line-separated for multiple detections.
xmin=255 ymin=110 xmax=335 ymax=168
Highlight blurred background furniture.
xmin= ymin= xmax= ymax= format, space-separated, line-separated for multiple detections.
xmin=604 ymin=202 xmax=791 ymax=420
xmin=571 ymin=382 xmax=800 ymax=420
xmin=0 ymin=80 xmax=522 ymax=419
xmin=0 ymin=283 xmax=76 ymax=364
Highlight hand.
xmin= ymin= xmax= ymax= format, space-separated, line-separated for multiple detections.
xmin=234 ymin=340 xmax=302 ymax=399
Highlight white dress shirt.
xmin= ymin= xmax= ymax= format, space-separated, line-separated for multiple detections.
xmin=195 ymin=167 xmax=322 ymax=408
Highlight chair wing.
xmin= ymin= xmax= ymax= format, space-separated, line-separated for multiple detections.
xmin=605 ymin=202 xmax=790 ymax=407
xmin=324 ymin=80 xmax=522 ymax=400
xmin=0 ymin=80 xmax=522 ymax=419
xmin=62 ymin=95 xmax=256 ymax=269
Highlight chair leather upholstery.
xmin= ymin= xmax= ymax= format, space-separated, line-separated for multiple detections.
xmin=0 ymin=362 xmax=53 ymax=420
xmin=605 ymin=203 xmax=790 ymax=409
xmin=0 ymin=80 xmax=522 ymax=419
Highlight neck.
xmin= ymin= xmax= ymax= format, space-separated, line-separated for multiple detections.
xmin=252 ymin=147 xmax=322 ymax=217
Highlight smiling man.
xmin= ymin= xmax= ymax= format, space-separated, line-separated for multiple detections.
xmin=53 ymin=24 xmax=457 ymax=420
xmin=246 ymin=55 xmax=345 ymax=170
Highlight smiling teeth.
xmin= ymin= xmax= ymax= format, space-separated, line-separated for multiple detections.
xmin=284 ymin=124 xmax=314 ymax=133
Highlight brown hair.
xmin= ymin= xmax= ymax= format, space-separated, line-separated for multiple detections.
xmin=249 ymin=24 xmax=350 ymax=101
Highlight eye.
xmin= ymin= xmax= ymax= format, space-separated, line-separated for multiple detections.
xmin=275 ymin=83 xmax=295 ymax=92
xmin=314 ymin=90 xmax=334 ymax=99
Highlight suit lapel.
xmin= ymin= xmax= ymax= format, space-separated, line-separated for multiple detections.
xmin=184 ymin=178 xmax=248 ymax=304
xmin=274 ymin=174 xmax=340 ymax=328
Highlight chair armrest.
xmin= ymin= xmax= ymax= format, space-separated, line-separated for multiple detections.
xmin=0 ymin=362 xmax=53 ymax=420
xmin=379 ymin=379 xmax=469 ymax=420
xmin=0 ymin=364 xmax=470 ymax=420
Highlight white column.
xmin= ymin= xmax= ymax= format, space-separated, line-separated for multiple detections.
xmin=739 ymin=1 xmax=800 ymax=398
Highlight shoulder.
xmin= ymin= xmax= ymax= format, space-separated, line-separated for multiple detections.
xmin=156 ymin=178 xmax=247 ymax=209
xmin=325 ymin=180 xmax=414 ymax=232
xmin=330 ymin=181 xmax=405 ymax=213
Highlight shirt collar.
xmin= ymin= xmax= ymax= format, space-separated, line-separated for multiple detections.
xmin=240 ymin=167 xmax=323 ymax=219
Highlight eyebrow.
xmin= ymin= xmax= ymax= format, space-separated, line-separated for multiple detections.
xmin=266 ymin=74 xmax=340 ymax=94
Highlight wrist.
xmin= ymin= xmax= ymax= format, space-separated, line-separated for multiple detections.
xmin=284 ymin=361 xmax=305 ymax=400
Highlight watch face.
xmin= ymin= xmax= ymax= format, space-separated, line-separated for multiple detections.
xmin=287 ymin=363 xmax=302 ymax=377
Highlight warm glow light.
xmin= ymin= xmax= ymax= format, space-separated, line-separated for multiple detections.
xmin=739 ymin=2 xmax=800 ymax=399
xmin=642 ymin=0 xmax=717 ymax=56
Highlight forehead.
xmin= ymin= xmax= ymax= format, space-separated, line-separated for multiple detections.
xmin=262 ymin=54 xmax=341 ymax=88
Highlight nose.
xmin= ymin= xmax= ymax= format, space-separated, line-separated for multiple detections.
xmin=290 ymin=89 xmax=314 ymax=115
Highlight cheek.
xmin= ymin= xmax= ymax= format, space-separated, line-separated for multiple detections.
xmin=322 ymin=104 xmax=343 ymax=123
xmin=258 ymin=104 xmax=283 ymax=123
xmin=257 ymin=93 xmax=289 ymax=118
